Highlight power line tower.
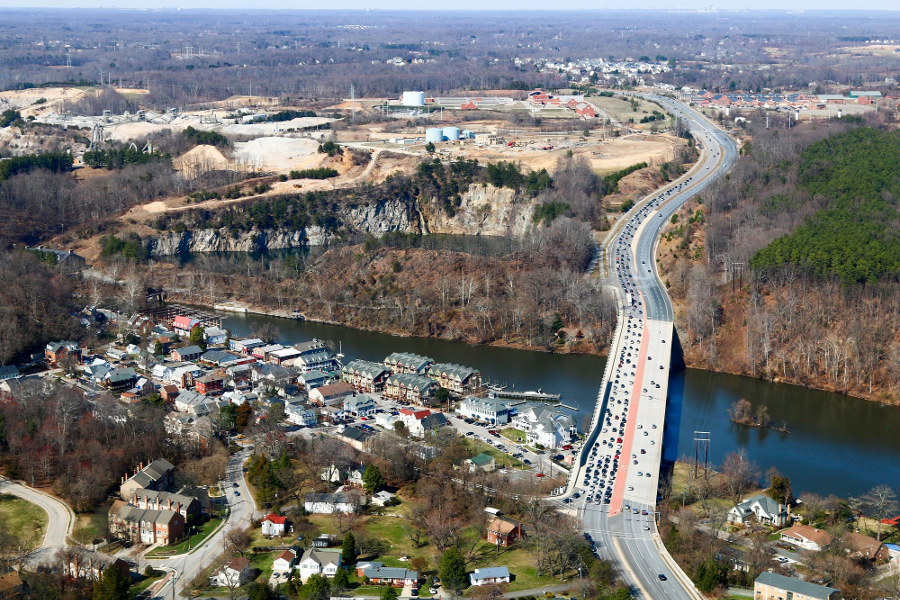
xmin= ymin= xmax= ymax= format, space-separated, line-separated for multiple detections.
xmin=693 ymin=431 xmax=710 ymax=480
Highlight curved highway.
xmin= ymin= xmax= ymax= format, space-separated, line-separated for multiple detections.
xmin=567 ymin=95 xmax=737 ymax=599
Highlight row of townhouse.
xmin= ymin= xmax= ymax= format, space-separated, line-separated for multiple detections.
xmin=383 ymin=372 xmax=438 ymax=404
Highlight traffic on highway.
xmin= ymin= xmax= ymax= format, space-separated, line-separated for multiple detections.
xmin=566 ymin=95 xmax=738 ymax=600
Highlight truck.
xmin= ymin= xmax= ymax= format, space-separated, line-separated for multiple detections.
xmin=626 ymin=293 xmax=633 ymax=306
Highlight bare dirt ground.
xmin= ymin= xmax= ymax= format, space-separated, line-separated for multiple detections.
xmin=587 ymin=95 xmax=662 ymax=128
xmin=0 ymin=86 xmax=89 ymax=118
xmin=232 ymin=137 xmax=321 ymax=171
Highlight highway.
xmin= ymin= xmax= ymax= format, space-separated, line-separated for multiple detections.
xmin=564 ymin=95 xmax=738 ymax=599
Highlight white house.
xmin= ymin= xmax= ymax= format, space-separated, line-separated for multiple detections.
xmin=459 ymin=396 xmax=509 ymax=424
xmin=470 ymin=567 xmax=511 ymax=586
xmin=261 ymin=513 xmax=290 ymax=536
xmin=371 ymin=491 xmax=397 ymax=507
xmin=727 ymin=495 xmax=788 ymax=527
xmin=285 ymin=400 xmax=318 ymax=427
xmin=343 ymin=393 xmax=377 ymax=416
xmin=273 ymin=548 xmax=299 ymax=573
xmin=300 ymin=370 xmax=330 ymax=390
xmin=780 ymin=525 xmax=833 ymax=552
xmin=512 ymin=407 xmax=577 ymax=449
xmin=203 ymin=327 xmax=228 ymax=346
xmin=174 ymin=390 xmax=212 ymax=415
xmin=305 ymin=492 xmax=361 ymax=514
xmin=212 ymin=557 xmax=252 ymax=587
xmin=298 ymin=549 xmax=342 ymax=581
xmin=375 ymin=413 xmax=399 ymax=429
xmin=320 ymin=464 xmax=366 ymax=486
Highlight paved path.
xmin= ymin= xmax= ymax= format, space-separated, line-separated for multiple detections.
xmin=0 ymin=475 xmax=75 ymax=562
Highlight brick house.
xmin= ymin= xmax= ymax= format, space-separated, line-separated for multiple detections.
xmin=119 ymin=459 xmax=175 ymax=499
xmin=195 ymin=372 xmax=225 ymax=395
xmin=45 ymin=341 xmax=82 ymax=368
xmin=341 ymin=360 xmax=390 ymax=393
xmin=486 ymin=516 xmax=525 ymax=547
xmin=108 ymin=501 xmax=185 ymax=545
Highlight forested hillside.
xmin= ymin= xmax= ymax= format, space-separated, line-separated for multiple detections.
xmin=661 ymin=118 xmax=900 ymax=402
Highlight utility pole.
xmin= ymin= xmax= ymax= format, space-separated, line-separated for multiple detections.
xmin=692 ymin=431 xmax=710 ymax=480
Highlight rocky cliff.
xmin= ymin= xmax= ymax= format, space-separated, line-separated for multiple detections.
xmin=421 ymin=184 xmax=535 ymax=237
xmin=145 ymin=184 xmax=533 ymax=256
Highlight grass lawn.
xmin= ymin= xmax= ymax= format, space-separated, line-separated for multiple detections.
xmin=500 ymin=429 xmax=527 ymax=444
xmin=468 ymin=542 xmax=572 ymax=592
xmin=129 ymin=572 xmax=166 ymax=596
xmin=464 ymin=439 xmax=525 ymax=470
xmin=0 ymin=493 xmax=47 ymax=551
xmin=147 ymin=516 xmax=224 ymax=557
xmin=249 ymin=549 xmax=280 ymax=583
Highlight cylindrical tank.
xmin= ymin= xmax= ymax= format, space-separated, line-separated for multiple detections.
xmin=425 ymin=128 xmax=444 ymax=143
xmin=402 ymin=91 xmax=426 ymax=106
xmin=443 ymin=127 xmax=460 ymax=141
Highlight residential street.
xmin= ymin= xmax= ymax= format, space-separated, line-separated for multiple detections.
xmin=0 ymin=474 xmax=75 ymax=563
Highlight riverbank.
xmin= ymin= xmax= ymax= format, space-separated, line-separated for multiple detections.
xmin=166 ymin=292 xmax=612 ymax=359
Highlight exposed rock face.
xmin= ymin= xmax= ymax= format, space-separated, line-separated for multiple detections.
xmin=146 ymin=227 xmax=330 ymax=257
xmin=421 ymin=184 xmax=535 ymax=237
xmin=344 ymin=197 xmax=420 ymax=236
xmin=145 ymin=185 xmax=532 ymax=255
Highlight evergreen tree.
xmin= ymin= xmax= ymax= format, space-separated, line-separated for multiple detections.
xmin=362 ymin=465 xmax=385 ymax=493
xmin=341 ymin=531 xmax=358 ymax=565
xmin=303 ymin=573 xmax=331 ymax=600
xmin=381 ymin=586 xmax=399 ymax=600
xmin=332 ymin=568 xmax=350 ymax=591
xmin=439 ymin=547 xmax=467 ymax=592
xmin=189 ymin=325 xmax=206 ymax=350
xmin=93 ymin=565 xmax=131 ymax=600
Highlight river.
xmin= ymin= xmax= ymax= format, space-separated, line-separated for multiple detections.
xmin=221 ymin=311 xmax=900 ymax=498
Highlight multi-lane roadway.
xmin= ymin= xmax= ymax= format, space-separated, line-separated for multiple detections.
xmin=566 ymin=95 xmax=738 ymax=599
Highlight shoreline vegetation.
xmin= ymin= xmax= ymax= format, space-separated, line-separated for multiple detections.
xmin=728 ymin=398 xmax=790 ymax=433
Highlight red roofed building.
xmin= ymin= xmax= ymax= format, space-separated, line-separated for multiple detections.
xmin=460 ymin=100 xmax=477 ymax=110
xmin=173 ymin=316 xmax=200 ymax=337
xmin=262 ymin=513 xmax=291 ymax=536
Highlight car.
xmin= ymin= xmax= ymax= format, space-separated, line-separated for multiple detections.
xmin=563 ymin=498 xmax=571 ymax=504
xmin=430 ymin=589 xmax=439 ymax=595
xmin=411 ymin=589 xmax=419 ymax=596
xmin=523 ymin=459 xmax=532 ymax=465
xmin=657 ymin=574 xmax=667 ymax=581
xmin=233 ymin=482 xmax=239 ymax=488
xmin=235 ymin=490 xmax=240 ymax=496
xmin=535 ymin=473 xmax=544 ymax=477
xmin=627 ymin=485 xmax=634 ymax=491
xmin=465 ymin=431 xmax=475 ymax=437
xmin=644 ymin=525 xmax=651 ymax=531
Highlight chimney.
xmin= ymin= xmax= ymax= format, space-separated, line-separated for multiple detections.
xmin=176 ymin=502 xmax=181 ymax=514
xmin=133 ymin=493 xmax=138 ymax=506
xmin=144 ymin=495 xmax=149 ymax=508
xmin=167 ymin=498 xmax=172 ymax=510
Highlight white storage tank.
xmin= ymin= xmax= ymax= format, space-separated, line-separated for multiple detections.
xmin=402 ymin=91 xmax=426 ymax=106
xmin=425 ymin=128 xmax=444 ymax=143
xmin=443 ymin=126 xmax=460 ymax=141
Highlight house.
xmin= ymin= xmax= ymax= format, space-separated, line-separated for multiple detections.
xmin=842 ymin=531 xmax=888 ymax=562
xmin=254 ymin=344 xmax=283 ymax=360
xmin=754 ymin=572 xmax=840 ymax=600
xmin=0 ymin=365 xmax=19 ymax=381
xmin=459 ymin=396 xmax=509 ymax=424
xmin=107 ymin=502 xmax=186 ymax=545
xmin=160 ymin=384 xmax=180 ymax=403
xmin=780 ymin=525 xmax=834 ymax=552
xmin=465 ymin=453 xmax=496 ymax=473
xmin=310 ymin=381 xmax=355 ymax=406
xmin=0 ymin=570 xmax=28 ymax=597
xmin=727 ymin=495 xmax=788 ymax=528
xmin=203 ymin=326 xmax=228 ymax=346
xmin=384 ymin=373 xmax=438 ymax=404
xmin=45 ymin=341 xmax=82 ymax=367
xmin=299 ymin=369 xmax=330 ymax=390
xmin=270 ymin=347 xmax=303 ymax=365
xmin=335 ymin=426 xmax=375 ymax=451
xmin=322 ymin=463 xmax=366 ymax=486
xmin=200 ymin=350 xmax=245 ymax=367
xmin=128 ymin=489 xmax=202 ymax=521
xmin=101 ymin=367 xmax=137 ymax=392
xmin=212 ymin=557 xmax=253 ymax=588
xmin=262 ymin=513 xmax=291 ymax=537
xmin=420 ymin=413 xmax=449 ymax=435
xmin=344 ymin=393 xmax=377 ymax=416
xmin=169 ymin=364 xmax=203 ymax=388
xmin=65 ymin=550 xmax=130 ymax=581
xmin=426 ymin=363 xmax=482 ymax=395
xmin=28 ymin=246 xmax=86 ymax=270
xmin=292 ymin=339 xmax=338 ymax=372
xmin=195 ymin=372 xmax=225 ymax=395
xmin=174 ymin=390 xmax=212 ymax=415
xmin=362 ymin=566 xmax=418 ymax=587
xmin=172 ymin=316 xmax=201 ymax=338
xmin=512 ymin=407 xmax=577 ymax=449
xmin=371 ymin=491 xmax=397 ymax=507
xmin=285 ymin=399 xmax=318 ymax=427
xmin=399 ymin=407 xmax=430 ymax=432
xmin=355 ymin=561 xmax=383 ymax=577
xmin=298 ymin=549 xmax=342 ymax=581
xmin=119 ymin=459 xmax=175 ymax=498
xmin=470 ymin=567 xmax=511 ymax=586
xmin=341 ymin=360 xmax=390 ymax=392
xmin=273 ymin=547 xmax=300 ymax=573
xmin=486 ymin=516 xmax=525 ymax=547
xmin=304 ymin=492 xmax=361 ymax=514
xmin=229 ymin=338 xmax=265 ymax=355
xmin=171 ymin=345 xmax=203 ymax=362
xmin=384 ymin=352 xmax=434 ymax=375
xmin=312 ymin=534 xmax=337 ymax=548
xmin=375 ymin=413 xmax=398 ymax=429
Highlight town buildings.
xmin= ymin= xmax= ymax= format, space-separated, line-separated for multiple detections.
xmin=459 ymin=396 xmax=509 ymax=424
xmin=754 ymin=572 xmax=840 ymax=600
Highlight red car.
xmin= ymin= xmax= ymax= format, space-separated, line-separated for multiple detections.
xmin=535 ymin=473 xmax=545 ymax=477
xmin=562 ymin=444 xmax=573 ymax=450
xmin=616 ymin=437 xmax=623 ymax=443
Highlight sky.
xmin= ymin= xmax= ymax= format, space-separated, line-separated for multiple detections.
xmin=2 ymin=1 xmax=899 ymax=10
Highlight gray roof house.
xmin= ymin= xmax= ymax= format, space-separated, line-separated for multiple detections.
xmin=754 ymin=572 xmax=840 ymax=600
xmin=727 ymin=495 xmax=788 ymax=528
xmin=470 ymin=566 xmax=511 ymax=586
